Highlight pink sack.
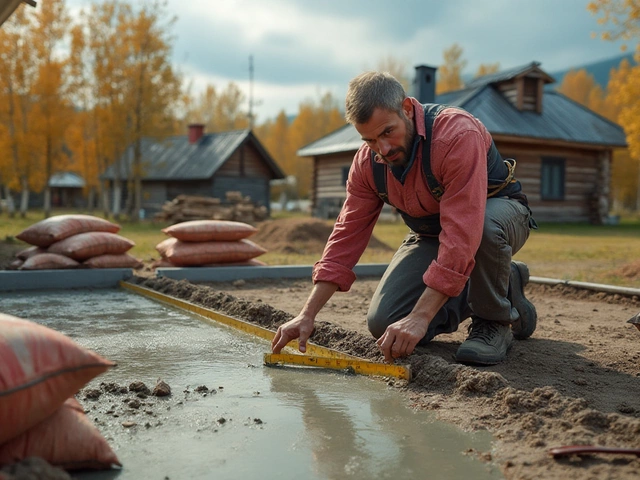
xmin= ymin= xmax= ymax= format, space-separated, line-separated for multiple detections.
xmin=16 ymin=215 xmax=120 ymax=247
xmin=19 ymin=253 xmax=80 ymax=270
xmin=48 ymin=232 xmax=134 ymax=261
xmin=15 ymin=246 xmax=47 ymax=260
xmin=0 ymin=313 xmax=115 ymax=444
xmin=162 ymin=220 xmax=257 ymax=242
xmin=0 ymin=397 xmax=121 ymax=470
xmin=156 ymin=237 xmax=267 ymax=266
xmin=83 ymin=253 xmax=142 ymax=269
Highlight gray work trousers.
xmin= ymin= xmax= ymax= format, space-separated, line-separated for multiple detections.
xmin=367 ymin=197 xmax=533 ymax=344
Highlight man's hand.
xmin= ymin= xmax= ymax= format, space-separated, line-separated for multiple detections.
xmin=271 ymin=315 xmax=315 ymax=354
xmin=376 ymin=315 xmax=429 ymax=363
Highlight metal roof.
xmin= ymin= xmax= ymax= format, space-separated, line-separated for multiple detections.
xmin=463 ymin=87 xmax=627 ymax=147
xmin=298 ymin=65 xmax=626 ymax=157
xmin=102 ymin=129 xmax=285 ymax=181
xmin=465 ymin=61 xmax=555 ymax=88
xmin=49 ymin=172 xmax=85 ymax=188
xmin=296 ymin=124 xmax=361 ymax=157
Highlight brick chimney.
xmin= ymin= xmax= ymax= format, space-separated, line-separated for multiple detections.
xmin=412 ymin=65 xmax=437 ymax=104
xmin=188 ymin=123 xmax=205 ymax=144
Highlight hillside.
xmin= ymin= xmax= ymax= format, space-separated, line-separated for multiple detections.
xmin=547 ymin=52 xmax=636 ymax=89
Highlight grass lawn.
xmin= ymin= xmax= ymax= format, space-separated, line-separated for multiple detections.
xmin=2 ymin=210 xmax=640 ymax=288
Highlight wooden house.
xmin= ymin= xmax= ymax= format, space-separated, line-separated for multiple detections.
xmin=49 ymin=172 xmax=85 ymax=208
xmin=298 ymin=63 xmax=627 ymax=223
xmin=101 ymin=124 xmax=285 ymax=216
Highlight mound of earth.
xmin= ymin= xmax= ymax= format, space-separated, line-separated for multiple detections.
xmin=252 ymin=217 xmax=393 ymax=254
xmin=612 ymin=260 xmax=640 ymax=281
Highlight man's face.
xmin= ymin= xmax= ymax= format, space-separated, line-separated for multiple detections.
xmin=356 ymin=98 xmax=415 ymax=168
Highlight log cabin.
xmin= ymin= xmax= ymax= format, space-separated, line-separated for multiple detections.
xmin=298 ymin=63 xmax=627 ymax=223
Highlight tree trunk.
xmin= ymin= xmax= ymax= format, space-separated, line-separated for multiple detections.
xmin=88 ymin=187 xmax=96 ymax=212
xmin=113 ymin=180 xmax=122 ymax=220
xmin=44 ymin=136 xmax=52 ymax=218
xmin=636 ymin=163 xmax=640 ymax=213
xmin=19 ymin=178 xmax=29 ymax=218
xmin=101 ymin=181 xmax=110 ymax=219
xmin=133 ymin=137 xmax=142 ymax=222
xmin=2 ymin=185 xmax=16 ymax=218
xmin=44 ymin=187 xmax=51 ymax=218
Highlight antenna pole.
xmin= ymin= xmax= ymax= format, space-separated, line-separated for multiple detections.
xmin=249 ymin=55 xmax=254 ymax=129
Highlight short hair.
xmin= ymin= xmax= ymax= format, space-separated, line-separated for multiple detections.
xmin=345 ymin=71 xmax=406 ymax=125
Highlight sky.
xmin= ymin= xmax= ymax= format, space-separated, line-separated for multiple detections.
xmin=66 ymin=0 xmax=628 ymax=123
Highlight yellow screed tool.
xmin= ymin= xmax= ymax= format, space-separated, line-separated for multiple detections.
xmin=264 ymin=353 xmax=412 ymax=380
xmin=120 ymin=281 xmax=412 ymax=381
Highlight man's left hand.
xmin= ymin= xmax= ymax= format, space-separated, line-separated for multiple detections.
xmin=376 ymin=316 xmax=428 ymax=363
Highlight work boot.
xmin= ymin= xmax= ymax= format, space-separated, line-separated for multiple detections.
xmin=455 ymin=318 xmax=513 ymax=365
xmin=509 ymin=261 xmax=537 ymax=339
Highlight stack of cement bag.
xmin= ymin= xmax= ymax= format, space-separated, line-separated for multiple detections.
xmin=12 ymin=214 xmax=141 ymax=270
xmin=154 ymin=220 xmax=267 ymax=268
xmin=0 ymin=312 xmax=120 ymax=472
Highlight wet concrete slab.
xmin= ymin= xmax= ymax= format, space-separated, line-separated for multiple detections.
xmin=0 ymin=289 xmax=503 ymax=480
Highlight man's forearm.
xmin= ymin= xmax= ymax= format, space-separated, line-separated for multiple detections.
xmin=411 ymin=286 xmax=450 ymax=326
xmin=300 ymin=281 xmax=339 ymax=319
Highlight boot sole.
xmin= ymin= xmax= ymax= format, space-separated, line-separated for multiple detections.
xmin=510 ymin=262 xmax=537 ymax=340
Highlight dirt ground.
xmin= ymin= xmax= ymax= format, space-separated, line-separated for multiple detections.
xmin=129 ymin=274 xmax=640 ymax=480
xmin=2 ymin=218 xmax=640 ymax=479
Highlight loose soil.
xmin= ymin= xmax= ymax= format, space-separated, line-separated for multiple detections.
xmin=127 ymin=275 xmax=640 ymax=480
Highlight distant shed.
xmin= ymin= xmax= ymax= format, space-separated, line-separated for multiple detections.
xmin=101 ymin=125 xmax=285 ymax=216
xmin=49 ymin=172 xmax=85 ymax=208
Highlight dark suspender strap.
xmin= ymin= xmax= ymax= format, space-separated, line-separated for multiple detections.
xmin=370 ymin=150 xmax=389 ymax=203
xmin=421 ymin=104 xmax=447 ymax=201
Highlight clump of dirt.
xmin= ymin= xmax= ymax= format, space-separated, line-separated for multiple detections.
xmin=0 ymin=457 xmax=71 ymax=480
xmin=252 ymin=218 xmax=393 ymax=254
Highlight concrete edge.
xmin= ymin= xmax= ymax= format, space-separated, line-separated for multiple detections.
xmin=0 ymin=269 xmax=135 ymax=292
xmin=156 ymin=263 xmax=390 ymax=282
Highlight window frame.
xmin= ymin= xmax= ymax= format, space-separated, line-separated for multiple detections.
xmin=540 ymin=156 xmax=565 ymax=201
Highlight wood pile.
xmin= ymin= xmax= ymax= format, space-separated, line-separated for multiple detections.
xmin=154 ymin=192 xmax=269 ymax=225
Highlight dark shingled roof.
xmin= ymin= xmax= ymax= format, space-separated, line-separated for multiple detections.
xmin=298 ymin=63 xmax=626 ymax=157
xmin=102 ymin=129 xmax=285 ymax=181
xmin=465 ymin=61 xmax=555 ymax=88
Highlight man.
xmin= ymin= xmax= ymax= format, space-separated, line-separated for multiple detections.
xmin=271 ymin=71 xmax=537 ymax=365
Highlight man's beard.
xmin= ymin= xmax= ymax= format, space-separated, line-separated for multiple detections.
xmin=379 ymin=116 xmax=415 ymax=167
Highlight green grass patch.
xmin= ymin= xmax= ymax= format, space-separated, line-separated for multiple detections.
xmin=3 ymin=210 xmax=640 ymax=288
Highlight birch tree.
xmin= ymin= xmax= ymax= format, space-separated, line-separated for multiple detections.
xmin=0 ymin=5 xmax=36 ymax=217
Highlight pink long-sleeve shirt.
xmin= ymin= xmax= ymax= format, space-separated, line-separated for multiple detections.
xmin=312 ymin=97 xmax=492 ymax=298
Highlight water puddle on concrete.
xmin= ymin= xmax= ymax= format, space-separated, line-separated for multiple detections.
xmin=1 ymin=289 xmax=503 ymax=480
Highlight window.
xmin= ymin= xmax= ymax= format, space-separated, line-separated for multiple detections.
xmin=541 ymin=157 xmax=565 ymax=200
xmin=342 ymin=166 xmax=350 ymax=186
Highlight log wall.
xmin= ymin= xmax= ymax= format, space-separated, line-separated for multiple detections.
xmin=311 ymin=141 xmax=612 ymax=223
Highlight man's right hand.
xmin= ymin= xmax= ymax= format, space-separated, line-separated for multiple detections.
xmin=271 ymin=315 xmax=315 ymax=354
